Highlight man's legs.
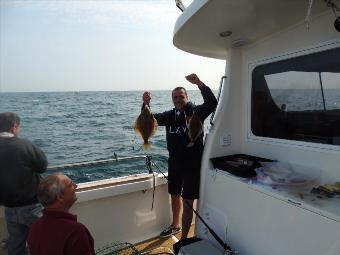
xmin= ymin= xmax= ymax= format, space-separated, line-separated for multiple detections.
xmin=181 ymin=199 xmax=194 ymax=240
xmin=159 ymin=195 xmax=182 ymax=238
xmin=180 ymin=158 xmax=200 ymax=240
xmin=171 ymin=194 xmax=182 ymax=228
xmin=5 ymin=204 xmax=42 ymax=255
xmin=159 ymin=158 xmax=182 ymax=238
xmin=5 ymin=207 xmax=29 ymax=255
xmin=6 ymin=220 xmax=29 ymax=255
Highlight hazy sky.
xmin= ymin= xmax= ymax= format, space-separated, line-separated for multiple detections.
xmin=0 ymin=0 xmax=225 ymax=92
xmin=265 ymin=71 xmax=340 ymax=90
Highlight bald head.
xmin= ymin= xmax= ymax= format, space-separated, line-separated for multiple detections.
xmin=38 ymin=174 xmax=77 ymax=211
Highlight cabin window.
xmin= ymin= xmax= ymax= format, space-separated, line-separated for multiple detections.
xmin=251 ymin=47 xmax=340 ymax=145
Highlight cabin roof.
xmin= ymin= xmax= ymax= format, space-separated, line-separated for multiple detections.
xmin=173 ymin=0 xmax=333 ymax=59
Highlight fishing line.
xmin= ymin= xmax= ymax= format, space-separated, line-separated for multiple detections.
xmin=151 ymin=160 xmax=234 ymax=254
xmin=131 ymin=135 xmax=137 ymax=150
xmin=305 ymin=0 xmax=314 ymax=30
xmin=131 ymin=134 xmax=149 ymax=152
xmin=131 ymin=134 xmax=144 ymax=151
xmin=145 ymin=155 xmax=156 ymax=210
xmin=136 ymin=144 xmax=144 ymax=152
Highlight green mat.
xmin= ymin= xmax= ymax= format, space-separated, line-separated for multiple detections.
xmin=96 ymin=242 xmax=140 ymax=255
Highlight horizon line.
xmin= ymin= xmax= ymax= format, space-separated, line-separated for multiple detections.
xmin=0 ymin=88 xmax=211 ymax=93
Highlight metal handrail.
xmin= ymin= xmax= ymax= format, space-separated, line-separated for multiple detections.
xmin=47 ymin=155 xmax=148 ymax=170
xmin=210 ymin=75 xmax=226 ymax=126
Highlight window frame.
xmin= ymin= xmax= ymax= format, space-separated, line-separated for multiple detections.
xmin=246 ymin=40 xmax=340 ymax=151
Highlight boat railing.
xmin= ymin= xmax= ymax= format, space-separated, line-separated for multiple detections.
xmin=47 ymin=154 xmax=150 ymax=171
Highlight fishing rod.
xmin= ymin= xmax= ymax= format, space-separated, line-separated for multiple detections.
xmin=150 ymin=160 xmax=234 ymax=254
xmin=145 ymin=155 xmax=156 ymax=210
xmin=47 ymin=154 xmax=149 ymax=170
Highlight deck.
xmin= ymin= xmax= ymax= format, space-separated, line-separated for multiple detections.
xmin=134 ymin=224 xmax=195 ymax=254
xmin=97 ymin=224 xmax=195 ymax=255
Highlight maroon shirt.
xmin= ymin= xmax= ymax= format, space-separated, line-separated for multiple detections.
xmin=28 ymin=209 xmax=95 ymax=255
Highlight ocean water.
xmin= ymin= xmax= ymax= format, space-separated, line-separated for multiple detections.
xmin=270 ymin=89 xmax=340 ymax=111
xmin=2 ymin=89 xmax=340 ymax=183
xmin=0 ymin=91 xmax=214 ymax=183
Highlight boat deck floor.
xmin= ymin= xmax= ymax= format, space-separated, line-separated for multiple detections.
xmin=133 ymin=224 xmax=195 ymax=255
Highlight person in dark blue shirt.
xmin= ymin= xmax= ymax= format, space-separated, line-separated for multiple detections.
xmin=142 ymin=73 xmax=217 ymax=239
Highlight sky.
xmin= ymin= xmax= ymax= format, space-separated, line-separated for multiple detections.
xmin=0 ymin=0 xmax=225 ymax=92
xmin=266 ymin=71 xmax=340 ymax=90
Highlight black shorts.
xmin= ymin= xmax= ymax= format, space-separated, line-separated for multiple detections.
xmin=167 ymin=157 xmax=201 ymax=200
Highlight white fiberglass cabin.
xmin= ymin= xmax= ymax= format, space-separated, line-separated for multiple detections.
xmin=1 ymin=1 xmax=340 ymax=255
xmin=173 ymin=0 xmax=340 ymax=255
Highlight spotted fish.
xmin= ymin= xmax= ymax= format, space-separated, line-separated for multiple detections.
xmin=187 ymin=111 xmax=203 ymax=147
xmin=135 ymin=105 xmax=158 ymax=150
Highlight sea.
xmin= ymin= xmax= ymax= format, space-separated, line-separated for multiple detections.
xmin=0 ymin=90 xmax=215 ymax=183
xmin=2 ymin=89 xmax=338 ymax=184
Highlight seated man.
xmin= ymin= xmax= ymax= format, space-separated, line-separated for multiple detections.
xmin=27 ymin=174 xmax=95 ymax=255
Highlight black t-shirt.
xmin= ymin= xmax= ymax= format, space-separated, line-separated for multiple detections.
xmin=153 ymin=85 xmax=217 ymax=160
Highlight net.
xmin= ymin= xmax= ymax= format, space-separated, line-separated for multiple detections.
xmin=96 ymin=242 xmax=141 ymax=255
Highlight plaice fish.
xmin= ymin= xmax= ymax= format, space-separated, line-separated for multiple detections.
xmin=134 ymin=105 xmax=158 ymax=150
xmin=187 ymin=111 xmax=203 ymax=147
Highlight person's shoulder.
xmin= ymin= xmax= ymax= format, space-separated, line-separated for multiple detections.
xmin=168 ymin=108 xmax=176 ymax=114
xmin=15 ymin=137 xmax=39 ymax=150
xmin=10 ymin=136 xmax=31 ymax=144
xmin=28 ymin=215 xmax=45 ymax=233
xmin=49 ymin=216 xmax=85 ymax=234
xmin=188 ymin=102 xmax=195 ymax=107
xmin=68 ymin=220 xmax=89 ymax=231
xmin=4 ymin=136 xmax=30 ymax=148
xmin=18 ymin=137 xmax=34 ymax=144
xmin=68 ymin=221 xmax=92 ymax=239
xmin=188 ymin=102 xmax=197 ymax=111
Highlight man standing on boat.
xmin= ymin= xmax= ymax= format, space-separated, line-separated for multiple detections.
xmin=142 ymin=73 xmax=217 ymax=239
xmin=28 ymin=174 xmax=95 ymax=255
xmin=0 ymin=112 xmax=48 ymax=255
